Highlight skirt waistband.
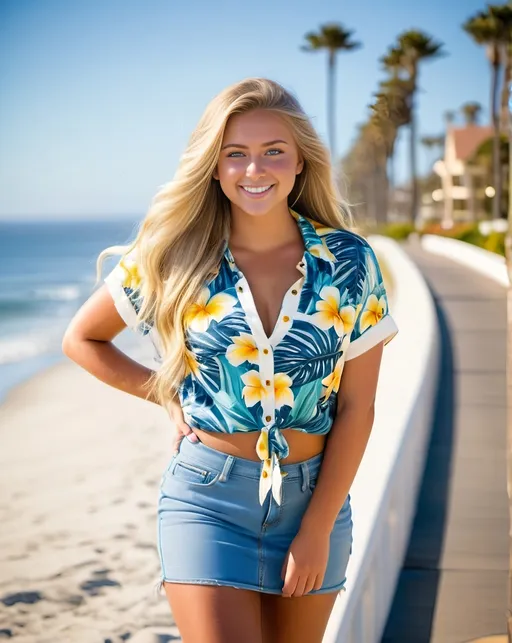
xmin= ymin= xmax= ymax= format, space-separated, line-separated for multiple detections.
xmin=176 ymin=434 xmax=324 ymax=482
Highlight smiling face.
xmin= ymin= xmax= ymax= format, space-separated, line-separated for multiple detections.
xmin=213 ymin=109 xmax=304 ymax=218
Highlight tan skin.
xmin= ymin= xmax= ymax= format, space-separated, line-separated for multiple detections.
xmin=62 ymin=109 xmax=385 ymax=643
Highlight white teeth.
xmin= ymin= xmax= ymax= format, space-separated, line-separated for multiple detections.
xmin=241 ymin=185 xmax=273 ymax=194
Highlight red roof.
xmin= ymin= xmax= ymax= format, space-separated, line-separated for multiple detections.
xmin=452 ymin=125 xmax=493 ymax=161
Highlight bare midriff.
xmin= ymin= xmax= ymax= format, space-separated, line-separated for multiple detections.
xmin=191 ymin=427 xmax=326 ymax=464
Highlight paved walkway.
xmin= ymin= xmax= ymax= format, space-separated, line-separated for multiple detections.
xmin=381 ymin=239 xmax=508 ymax=643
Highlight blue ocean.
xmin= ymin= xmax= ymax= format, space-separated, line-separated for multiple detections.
xmin=0 ymin=218 xmax=144 ymax=403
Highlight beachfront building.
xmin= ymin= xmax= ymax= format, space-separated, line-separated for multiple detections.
xmin=432 ymin=124 xmax=493 ymax=227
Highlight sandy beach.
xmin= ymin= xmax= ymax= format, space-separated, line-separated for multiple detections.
xmin=0 ymin=352 xmax=181 ymax=642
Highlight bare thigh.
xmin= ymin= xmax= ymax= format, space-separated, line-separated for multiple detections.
xmin=163 ymin=581 xmax=263 ymax=643
xmin=261 ymin=592 xmax=338 ymax=643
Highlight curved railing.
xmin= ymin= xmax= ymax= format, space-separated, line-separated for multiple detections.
xmin=421 ymin=233 xmax=508 ymax=287
xmin=324 ymin=236 xmax=441 ymax=643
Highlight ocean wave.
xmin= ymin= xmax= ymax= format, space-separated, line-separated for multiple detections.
xmin=32 ymin=285 xmax=82 ymax=301
xmin=0 ymin=285 xmax=83 ymax=318
xmin=0 ymin=299 xmax=36 ymax=315
xmin=0 ymin=335 xmax=55 ymax=365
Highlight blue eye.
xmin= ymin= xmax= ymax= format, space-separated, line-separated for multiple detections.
xmin=227 ymin=149 xmax=283 ymax=158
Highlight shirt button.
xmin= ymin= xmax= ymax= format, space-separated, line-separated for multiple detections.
xmin=265 ymin=415 xmax=272 ymax=422
xmin=283 ymin=315 xmax=290 ymax=322
xmin=265 ymin=380 xmax=271 ymax=386
xmin=237 ymin=286 xmax=243 ymax=292
xmin=262 ymin=470 xmax=268 ymax=478
xmin=291 ymin=289 xmax=298 ymax=295
xmin=263 ymin=348 xmax=269 ymax=354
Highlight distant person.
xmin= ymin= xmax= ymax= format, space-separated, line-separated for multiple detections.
xmin=62 ymin=77 xmax=398 ymax=643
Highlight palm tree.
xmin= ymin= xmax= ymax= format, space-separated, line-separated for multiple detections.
xmin=463 ymin=4 xmax=512 ymax=219
xmin=460 ymin=101 xmax=483 ymax=125
xmin=486 ymin=4 xmax=512 ymax=134
xmin=374 ymin=77 xmax=412 ymax=191
xmin=501 ymin=41 xmax=512 ymax=131
xmin=365 ymin=105 xmax=396 ymax=221
xmin=360 ymin=119 xmax=389 ymax=224
xmin=381 ymin=31 xmax=445 ymax=224
xmin=341 ymin=121 xmax=388 ymax=224
xmin=301 ymin=23 xmax=361 ymax=161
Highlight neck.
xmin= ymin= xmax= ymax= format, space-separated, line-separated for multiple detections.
xmin=229 ymin=203 xmax=302 ymax=253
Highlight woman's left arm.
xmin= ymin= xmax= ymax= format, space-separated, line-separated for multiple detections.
xmin=280 ymin=340 xmax=384 ymax=597
xmin=300 ymin=340 xmax=384 ymax=532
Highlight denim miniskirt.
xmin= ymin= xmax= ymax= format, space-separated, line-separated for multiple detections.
xmin=155 ymin=435 xmax=353 ymax=596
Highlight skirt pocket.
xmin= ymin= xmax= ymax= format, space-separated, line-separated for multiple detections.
xmin=162 ymin=456 xmax=222 ymax=490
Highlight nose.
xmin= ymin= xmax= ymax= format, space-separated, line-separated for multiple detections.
xmin=245 ymin=158 xmax=265 ymax=179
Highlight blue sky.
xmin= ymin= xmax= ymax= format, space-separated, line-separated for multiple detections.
xmin=0 ymin=0 xmax=491 ymax=220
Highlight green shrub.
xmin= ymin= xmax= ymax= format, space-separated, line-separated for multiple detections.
xmin=456 ymin=226 xmax=485 ymax=246
xmin=419 ymin=221 xmax=506 ymax=257
xmin=419 ymin=222 xmax=476 ymax=238
xmin=482 ymin=231 xmax=506 ymax=256
xmin=374 ymin=222 xmax=416 ymax=240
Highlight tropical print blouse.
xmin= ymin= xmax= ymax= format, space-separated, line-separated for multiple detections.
xmin=104 ymin=209 xmax=399 ymax=505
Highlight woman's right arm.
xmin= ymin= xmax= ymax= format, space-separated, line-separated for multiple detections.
xmin=61 ymin=283 xmax=158 ymax=403
xmin=62 ymin=282 xmax=197 ymax=448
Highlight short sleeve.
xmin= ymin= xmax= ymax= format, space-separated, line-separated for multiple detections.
xmin=345 ymin=240 xmax=398 ymax=361
xmin=104 ymin=249 xmax=152 ymax=335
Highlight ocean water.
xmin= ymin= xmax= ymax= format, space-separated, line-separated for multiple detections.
xmin=0 ymin=218 xmax=145 ymax=403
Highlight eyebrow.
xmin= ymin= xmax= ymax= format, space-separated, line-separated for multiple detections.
xmin=220 ymin=139 xmax=289 ymax=150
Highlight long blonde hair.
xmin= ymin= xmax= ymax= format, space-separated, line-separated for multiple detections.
xmin=98 ymin=77 xmax=353 ymax=406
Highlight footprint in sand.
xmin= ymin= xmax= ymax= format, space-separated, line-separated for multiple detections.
xmin=79 ymin=578 xmax=121 ymax=597
xmin=134 ymin=542 xmax=156 ymax=550
xmin=1 ymin=591 xmax=44 ymax=606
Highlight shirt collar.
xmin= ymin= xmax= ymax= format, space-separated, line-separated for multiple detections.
xmin=223 ymin=208 xmax=337 ymax=267
xmin=290 ymin=209 xmax=337 ymax=264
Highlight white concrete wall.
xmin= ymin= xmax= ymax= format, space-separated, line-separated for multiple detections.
xmin=324 ymin=236 xmax=441 ymax=643
xmin=421 ymin=233 xmax=509 ymax=288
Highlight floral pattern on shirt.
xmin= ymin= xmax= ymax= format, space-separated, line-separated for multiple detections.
xmin=104 ymin=209 xmax=399 ymax=504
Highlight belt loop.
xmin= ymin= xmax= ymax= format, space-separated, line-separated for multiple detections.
xmin=300 ymin=462 xmax=309 ymax=492
xmin=219 ymin=455 xmax=235 ymax=482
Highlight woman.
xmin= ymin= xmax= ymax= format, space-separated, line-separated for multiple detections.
xmin=62 ymin=77 xmax=398 ymax=643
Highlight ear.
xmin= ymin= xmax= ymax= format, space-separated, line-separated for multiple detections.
xmin=296 ymin=157 xmax=304 ymax=175
xmin=212 ymin=166 xmax=219 ymax=181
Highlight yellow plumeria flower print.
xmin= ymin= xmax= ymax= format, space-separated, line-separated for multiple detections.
xmin=226 ymin=333 xmax=259 ymax=366
xmin=322 ymin=356 xmax=344 ymax=401
xmin=308 ymin=218 xmax=337 ymax=236
xmin=183 ymin=287 xmax=236 ymax=332
xmin=321 ymin=335 xmax=350 ymax=401
xmin=119 ymin=257 xmax=142 ymax=290
xmin=312 ymin=286 xmax=356 ymax=336
xmin=241 ymin=370 xmax=267 ymax=407
xmin=289 ymin=211 xmax=337 ymax=238
xmin=360 ymin=294 xmax=387 ymax=333
xmin=256 ymin=429 xmax=270 ymax=460
xmin=309 ymin=241 xmax=336 ymax=262
xmin=274 ymin=373 xmax=294 ymax=409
